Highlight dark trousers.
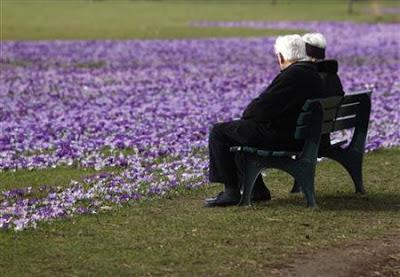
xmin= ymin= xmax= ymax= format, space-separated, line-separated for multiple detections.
xmin=208 ymin=119 xmax=280 ymax=193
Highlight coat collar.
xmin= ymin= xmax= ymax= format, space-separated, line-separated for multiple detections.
xmin=316 ymin=60 xmax=339 ymax=73
xmin=281 ymin=61 xmax=317 ymax=72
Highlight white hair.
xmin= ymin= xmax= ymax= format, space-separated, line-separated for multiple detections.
xmin=274 ymin=34 xmax=307 ymax=62
xmin=302 ymin=33 xmax=327 ymax=49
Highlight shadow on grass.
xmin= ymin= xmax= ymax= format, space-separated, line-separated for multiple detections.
xmin=268 ymin=192 xmax=400 ymax=212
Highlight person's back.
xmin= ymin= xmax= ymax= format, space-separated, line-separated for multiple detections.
xmin=277 ymin=62 xmax=324 ymax=141
xmin=303 ymin=33 xmax=344 ymax=98
xmin=316 ymin=59 xmax=344 ymax=97
xmin=303 ymin=33 xmax=345 ymax=150
xmin=242 ymin=61 xmax=324 ymax=149
xmin=241 ymin=35 xmax=324 ymax=149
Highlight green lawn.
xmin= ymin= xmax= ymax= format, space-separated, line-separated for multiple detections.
xmin=2 ymin=0 xmax=399 ymax=40
xmin=0 ymin=167 xmax=104 ymax=191
xmin=1 ymin=149 xmax=399 ymax=276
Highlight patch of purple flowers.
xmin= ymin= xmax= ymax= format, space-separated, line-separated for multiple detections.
xmin=0 ymin=21 xmax=399 ymax=230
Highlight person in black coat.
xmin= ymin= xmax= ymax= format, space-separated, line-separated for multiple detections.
xmin=302 ymin=33 xmax=344 ymax=98
xmin=289 ymin=33 xmax=346 ymax=193
xmin=205 ymin=35 xmax=324 ymax=207
xmin=303 ymin=33 xmax=345 ymax=149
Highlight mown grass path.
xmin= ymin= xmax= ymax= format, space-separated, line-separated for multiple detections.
xmin=272 ymin=232 xmax=400 ymax=276
xmin=1 ymin=149 xmax=399 ymax=275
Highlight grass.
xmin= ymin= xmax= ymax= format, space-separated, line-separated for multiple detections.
xmin=1 ymin=0 xmax=399 ymax=40
xmin=0 ymin=149 xmax=399 ymax=276
xmin=0 ymin=166 xmax=122 ymax=191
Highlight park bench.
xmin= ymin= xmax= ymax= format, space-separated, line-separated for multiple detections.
xmin=230 ymin=91 xmax=372 ymax=208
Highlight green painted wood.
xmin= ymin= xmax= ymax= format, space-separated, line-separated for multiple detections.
xmin=333 ymin=116 xmax=358 ymax=131
xmin=303 ymin=96 xmax=342 ymax=110
xmin=342 ymin=90 xmax=372 ymax=104
xmin=323 ymin=108 xmax=338 ymax=122
xmin=337 ymin=103 xmax=360 ymax=117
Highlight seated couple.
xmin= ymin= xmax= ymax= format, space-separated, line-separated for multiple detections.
xmin=205 ymin=33 xmax=344 ymax=207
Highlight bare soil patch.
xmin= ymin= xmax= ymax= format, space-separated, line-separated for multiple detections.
xmin=270 ymin=232 xmax=400 ymax=277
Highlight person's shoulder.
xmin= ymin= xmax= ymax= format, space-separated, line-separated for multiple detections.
xmin=282 ymin=62 xmax=320 ymax=80
xmin=286 ymin=61 xmax=319 ymax=74
xmin=316 ymin=60 xmax=339 ymax=73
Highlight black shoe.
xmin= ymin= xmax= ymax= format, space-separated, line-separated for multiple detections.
xmin=204 ymin=191 xmax=224 ymax=202
xmin=204 ymin=191 xmax=240 ymax=207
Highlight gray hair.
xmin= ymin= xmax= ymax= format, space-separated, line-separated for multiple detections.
xmin=274 ymin=34 xmax=307 ymax=62
xmin=302 ymin=33 xmax=327 ymax=49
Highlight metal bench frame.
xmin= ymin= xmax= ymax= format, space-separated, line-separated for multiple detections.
xmin=230 ymin=91 xmax=372 ymax=208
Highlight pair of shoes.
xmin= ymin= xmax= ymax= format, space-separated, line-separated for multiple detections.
xmin=204 ymin=188 xmax=270 ymax=207
xmin=204 ymin=191 xmax=240 ymax=207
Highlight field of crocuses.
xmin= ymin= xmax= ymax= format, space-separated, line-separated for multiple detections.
xmin=1 ymin=21 xmax=399 ymax=230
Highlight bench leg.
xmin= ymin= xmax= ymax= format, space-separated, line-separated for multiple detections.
xmin=327 ymin=149 xmax=366 ymax=194
xmin=302 ymin=179 xmax=317 ymax=208
xmin=239 ymin=166 xmax=261 ymax=206
xmin=347 ymin=154 xmax=366 ymax=194
xmin=290 ymin=180 xmax=302 ymax=193
xmin=296 ymin=163 xmax=317 ymax=208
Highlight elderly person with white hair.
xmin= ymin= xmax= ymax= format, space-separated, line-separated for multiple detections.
xmin=287 ymin=33 xmax=346 ymax=194
xmin=302 ymin=33 xmax=344 ymax=97
xmin=205 ymin=34 xmax=324 ymax=207
xmin=303 ymin=33 xmax=345 ymax=149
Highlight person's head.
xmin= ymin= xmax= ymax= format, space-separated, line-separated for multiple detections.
xmin=274 ymin=34 xmax=307 ymax=70
xmin=302 ymin=33 xmax=327 ymax=61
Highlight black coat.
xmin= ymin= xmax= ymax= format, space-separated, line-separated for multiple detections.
xmin=317 ymin=60 xmax=345 ymax=149
xmin=241 ymin=61 xmax=324 ymax=146
xmin=317 ymin=60 xmax=344 ymax=97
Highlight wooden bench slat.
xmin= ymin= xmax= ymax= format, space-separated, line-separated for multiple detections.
xmin=333 ymin=116 xmax=357 ymax=131
xmin=257 ymin=150 xmax=298 ymax=158
xmin=230 ymin=146 xmax=298 ymax=158
xmin=299 ymin=120 xmax=341 ymax=135
xmin=336 ymin=103 xmax=360 ymax=117
xmin=321 ymin=121 xmax=335 ymax=134
xmin=341 ymin=91 xmax=371 ymax=104
xmin=323 ymin=108 xmax=338 ymax=122
xmin=297 ymin=108 xmax=338 ymax=126
xmin=329 ymin=140 xmax=348 ymax=148
xmin=230 ymin=146 xmax=257 ymax=154
xmin=321 ymin=117 xmax=358 ymax=134
xmin=303 ymin=96 xmax=342 ymax=111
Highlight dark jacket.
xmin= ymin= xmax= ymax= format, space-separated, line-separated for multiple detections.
xmin=317 ymin=60 xmax=344 ymax=97
xmin=317 ymin=60 xmax=345 ymax=149
xmin=241 ymin=61 xmax=324 ymax=146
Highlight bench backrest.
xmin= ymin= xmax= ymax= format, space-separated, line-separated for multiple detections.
xmin=295 ymin=91 xmax=372 ymax=140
